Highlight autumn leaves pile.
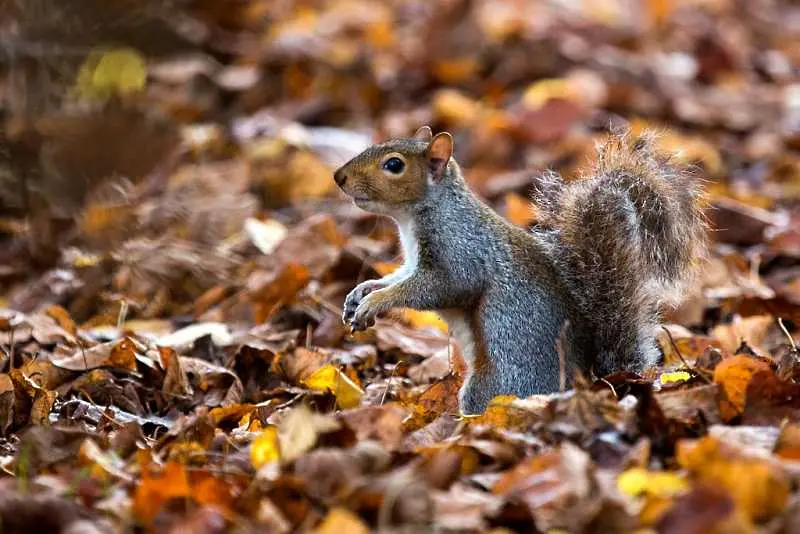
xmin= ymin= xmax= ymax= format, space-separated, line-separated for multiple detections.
xmin=0 ymin=0 xmax=798 ymax=532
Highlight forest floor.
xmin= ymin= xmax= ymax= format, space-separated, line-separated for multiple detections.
xmin=0 ymin=1 xmax=799 ymax=532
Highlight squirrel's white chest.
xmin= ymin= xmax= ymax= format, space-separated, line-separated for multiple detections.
xmin=394 ymin=217 xmax=419 ymax=276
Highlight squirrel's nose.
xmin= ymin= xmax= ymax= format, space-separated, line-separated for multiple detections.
xmin=334 ymin=169 xmax=347 ymax=187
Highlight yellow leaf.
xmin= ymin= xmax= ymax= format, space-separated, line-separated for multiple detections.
xmin=660 ymin=371 xmax=691 ymax=384
xmin=373 ymin=261 xmax=400 ymax=277
xmin=522 ymin=79 xmax=578 ymax=110
xmin=313 ymin=508 xmax=369 ymax=534
xmin=303 ymin=364 xmax=364 ymax=409
xmin=617 ymin=468 xmax=688 ymax=497
xmin=432 ymin=89 xmax=481 ymax=126
xmin=72 ymin=252 xmax=102 ymax=268
xmin=403 ymin=309 xmax=448 ymax=334
xmin=75 ymin=48 xmax=147 ymax=101
xmin=468 ymin=395 xmax=535 ymax=430
xmin=250 ymin=426 xmax=280 ymax=468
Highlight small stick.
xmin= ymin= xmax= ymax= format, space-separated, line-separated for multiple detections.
xmin=777 ymin=318 xmax=797 ymax=352
xmin=78 ymin=338 xmax=88 ymax=371
xmin=598 ymin=377 xmax=618 ymax=399
xmin=7 ymin=325 xmax=15 ymax=372
xmin=380 ymin=362 xmax=401 ymax=406
xmin=116 ymin=299 xmax=129 ymax=330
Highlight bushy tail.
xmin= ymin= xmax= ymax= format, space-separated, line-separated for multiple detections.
xmin=533 ymin=130 xmax=707 ymax=374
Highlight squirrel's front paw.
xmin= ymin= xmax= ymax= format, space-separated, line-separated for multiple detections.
xmin=349 ymin=291 xmax=387 ymax=332
xmin=343 ymin=281 xmax=384 ymax=328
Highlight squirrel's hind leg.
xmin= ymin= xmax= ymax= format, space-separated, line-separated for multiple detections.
xmin=459 ymin=369 xmax=498 ymax=415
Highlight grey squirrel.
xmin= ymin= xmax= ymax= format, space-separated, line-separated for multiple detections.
xmin=334 ymin=126 xmax=706 ymax=414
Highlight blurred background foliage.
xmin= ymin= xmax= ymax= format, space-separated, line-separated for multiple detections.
xmin=0 ymin=0 xmax=797 ymax=320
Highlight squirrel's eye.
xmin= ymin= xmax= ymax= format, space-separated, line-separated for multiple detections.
xmin=382 ymin=157 xmax=405 ymax=174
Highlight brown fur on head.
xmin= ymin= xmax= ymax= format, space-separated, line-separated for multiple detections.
xmin=333 ymin=127 xmax=454 ymax=214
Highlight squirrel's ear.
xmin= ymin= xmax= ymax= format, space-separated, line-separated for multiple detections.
xmin=413 ymin=126 xmax=433 ymax=142
xmin=427 ymin=132 xmax=453 ymax=181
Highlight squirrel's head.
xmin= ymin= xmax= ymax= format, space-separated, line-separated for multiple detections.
xmin=333 ymin=126 xmax=454 ymax=214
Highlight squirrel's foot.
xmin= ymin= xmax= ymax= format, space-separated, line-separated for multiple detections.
xmin=455 ymin=412 xmax=482 ymax=421
xmin=349 ymin=290 xmax=391 ymax=332
xmin=343 ymin=281 xmax=385 ymax=330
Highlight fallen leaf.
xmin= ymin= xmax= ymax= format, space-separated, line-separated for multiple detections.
xmin=277 ymin=404 xmax=341 ymax=463
xmin=677 ymin=436 xmax=789 ymax=521
xmin=75 ymin=47 xmax=147 ymax=101
xmin=313 ymin=508 xmax=369 ymax=534
xmin=245 ymin=218 xmax=288 ymax=255
xmin=402 ymin=310 xmax=449 ymax=334
xmin=660 ymin=371 xmax=692 ymax=384
xmin=161 ymin=347 xmax=192 ymax=398
xmin=0 ymin=374 xmax=14 ymax=435
xmin=50 ymin=337 xmax=138 ymax=372
xmin=133 ymin=462 xmax=191 ymax=525
xmin=617 ymin=467 xmax=688 ymax=498
xmin=655 ymin=484 xmax=754 ymax=534
xmin=30 ymin=389 xmax=57 ymax=425
xmin=251 ymin=426 xmax=281 ymax=468
xmin=504 ymin=192 xmax=536 ymax=227
xmin=492 ymin=443 xmax=595 ymax=531
xmin=713 ymin=356 xmax=773 ymax=421
xmin=302 ymin=364 xmax=364 ymax=409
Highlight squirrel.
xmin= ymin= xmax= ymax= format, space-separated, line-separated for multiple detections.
xmin=334 ymin=126 xmax=706 ymax=414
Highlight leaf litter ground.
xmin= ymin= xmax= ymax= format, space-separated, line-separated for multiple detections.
xmin=0 ymin=0 xmax=799 ymax=532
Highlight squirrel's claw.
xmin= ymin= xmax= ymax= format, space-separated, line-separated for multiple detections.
xmin=349 ymin=298 xmax=378 ymax=332
xmin=343 ymin=281 xmax=383 ymax=331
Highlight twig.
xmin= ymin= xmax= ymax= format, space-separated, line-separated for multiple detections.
xmin=98 ymin=407 xmax=124 ymax=429
xmin=307 ymin=293 xmax=342 ymax=316
xmin=380 ymin=362 xmax=401 ymax=406
xmin=116 ymin=298 xmax=129 ymax=330
xmin=599 ymin=377 xmax=618 ymax=399
xmin=1 ymin=324 xmax=15 ymax=373
xmin=778 ymin=318 xmax=797 ymax=352
xmin=78 ymin=337 xmax=88 ymax=371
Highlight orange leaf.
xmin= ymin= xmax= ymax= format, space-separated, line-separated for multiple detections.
xmin=133 ymin=462 xmax=191 ymax=525
xmin=713 ymin=356 xmax=772 ymax=421
xmin=314 ymin=508 xmax=369 ymax=534
xmin=190 ymin=472 xmax=235 ymax=519
xmin=677 ymin=436 xmax=788 ymax=522
xmin=504 ymin=192 xmax=535 ymax=227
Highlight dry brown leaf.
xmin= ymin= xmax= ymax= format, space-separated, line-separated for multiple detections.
xmin=276 ymin=404 xmax=341 ymax=463
xmin=0 ymin=374 xmax=14 ymax=435
xmin=492 ymin=443 xmax=596 ymax=531
xmin=50 ymin=337 xmax=138 ymax=372
xmin=160 ymin=346 xmax=192 ymax=398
